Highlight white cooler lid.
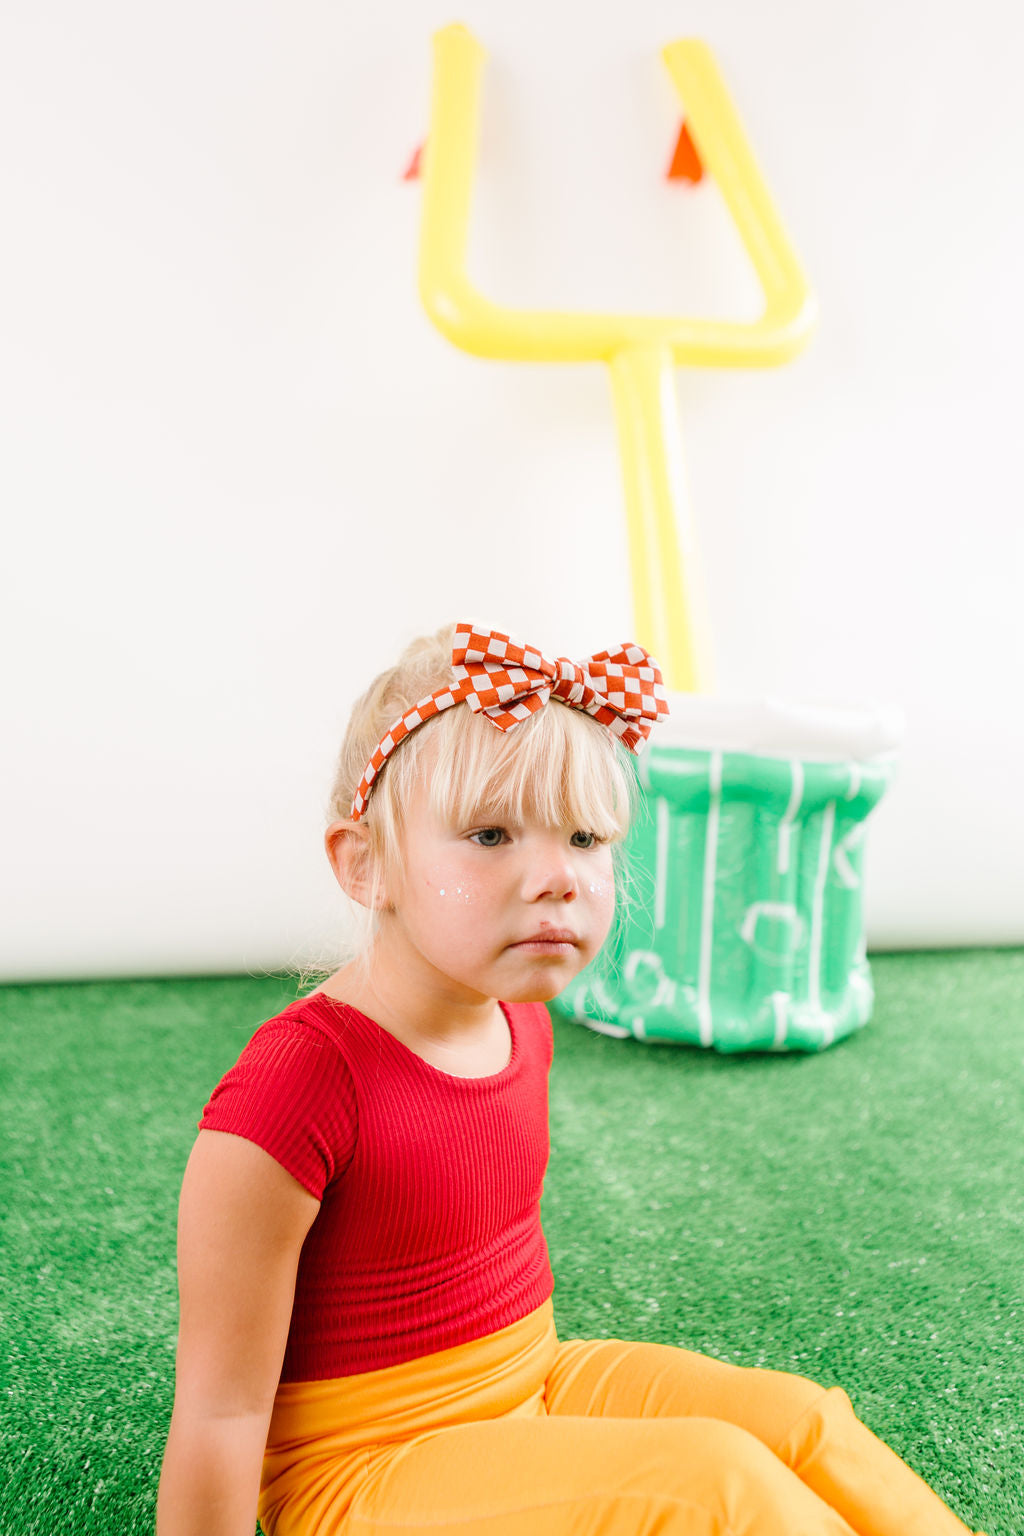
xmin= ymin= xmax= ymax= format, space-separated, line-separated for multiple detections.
xmin=652 ymin=693 xmax=905 ymax=762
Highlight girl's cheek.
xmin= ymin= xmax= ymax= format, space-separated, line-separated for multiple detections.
xmin=424 ymin=866 xmax=477 ymax=903
xmin=585 ymin=864 xmax=616 ymax=928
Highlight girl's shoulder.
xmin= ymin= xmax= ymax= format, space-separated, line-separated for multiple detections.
xmin=246 ymin=992 xmax=347 ymax=1047
xmin=507 ymin=999 xmax=554 ymax=1068
xmin=215 ymin=995 xmax=353 ymax=1077
xmin=200 ymin=996 xmax=362 ymax=1197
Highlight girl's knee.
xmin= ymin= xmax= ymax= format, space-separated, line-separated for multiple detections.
xmin=772 ymin=1383 xmax=861 ymax=1469
xmin=692 ymin=1358 xmax=834 ymax=1453
xmin=699 ymin=1363 xmax=850 ymax=1467
xmin=682 ymin=1419 xmax=856 ymax=1535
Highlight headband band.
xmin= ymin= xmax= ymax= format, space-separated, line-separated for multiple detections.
xmin=349 ymin=622 xmax=669 ymax=821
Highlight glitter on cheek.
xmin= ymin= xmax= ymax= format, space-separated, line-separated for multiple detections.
xmin=585 ymin=875 xmax=617 ymax=936
xmin=428 ymin=871 xmax=475 ymax=903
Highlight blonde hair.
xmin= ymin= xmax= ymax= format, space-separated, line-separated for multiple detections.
xmin=325 ymin=623 xmax=638 ymax=956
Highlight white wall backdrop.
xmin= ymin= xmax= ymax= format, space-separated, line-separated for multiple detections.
xmin=2 ymin=0 xmax=1022 ymax=981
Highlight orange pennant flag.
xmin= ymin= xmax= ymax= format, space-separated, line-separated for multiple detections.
xmin=666 ymin=121 xmax=703 ymax=183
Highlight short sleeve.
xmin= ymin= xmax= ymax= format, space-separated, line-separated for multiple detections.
xmin=199 ymin=1018 xmax=358 ymax=1199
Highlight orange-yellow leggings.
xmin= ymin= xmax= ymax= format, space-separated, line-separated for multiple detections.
xmin=259 ymin=1301 xmax=978 ymax=1536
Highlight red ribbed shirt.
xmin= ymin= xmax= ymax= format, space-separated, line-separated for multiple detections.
xmin=199 ymin=993 xmax=554 ymax=1381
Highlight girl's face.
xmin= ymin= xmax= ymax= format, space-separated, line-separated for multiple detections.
xmin=380 ymin=772 xmax=617 ymax=1008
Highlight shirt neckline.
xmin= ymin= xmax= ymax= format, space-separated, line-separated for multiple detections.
xmin=299 ymin=992 xmax=520 ymax=1085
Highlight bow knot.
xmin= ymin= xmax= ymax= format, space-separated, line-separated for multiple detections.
xmin=553 ymin=656 xmax=588 ymax=707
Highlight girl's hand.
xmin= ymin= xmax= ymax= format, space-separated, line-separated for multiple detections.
xmin=156 ymin=1131 xmax=319 ymax=1536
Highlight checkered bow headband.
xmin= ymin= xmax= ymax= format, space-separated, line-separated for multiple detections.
xmin=350 ymin=623 xmax=670 ymax=821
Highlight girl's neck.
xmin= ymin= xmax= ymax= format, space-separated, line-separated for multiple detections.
xmin=316 ymin=937 xmax=508 ymax=1073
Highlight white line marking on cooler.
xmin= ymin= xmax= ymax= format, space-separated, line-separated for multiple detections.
xmin=697 ymin=751 xmax=722 ymax=1047
xmin=655 ymin=796 xmax=669 ymax=930
xmin=777 ymin=759 xmax=804 ymax=875
xmin=809 ymin=800 xmax=836 ymax=1034
xmin=772 ymin=991 xmax=789 ymax=1049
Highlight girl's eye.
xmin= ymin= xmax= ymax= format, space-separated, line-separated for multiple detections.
xmin=570 ymin=831 xmax=598 ymax=849
xmin=470 ymin=827 xmax=507 ymax=848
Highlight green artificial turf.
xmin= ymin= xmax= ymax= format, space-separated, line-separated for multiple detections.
xmin=2 ymin=951 xmax=1022 ymax=1535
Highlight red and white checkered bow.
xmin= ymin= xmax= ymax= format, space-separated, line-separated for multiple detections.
xmin=350 ymin=622 xmax=669 ymax=821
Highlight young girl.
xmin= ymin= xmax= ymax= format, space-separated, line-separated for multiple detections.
xmin=157 ymin=621 xmax=981 ymax=1536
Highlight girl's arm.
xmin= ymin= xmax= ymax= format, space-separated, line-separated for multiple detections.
xmin=156 ymin=1130 xmax=320 ymax=1536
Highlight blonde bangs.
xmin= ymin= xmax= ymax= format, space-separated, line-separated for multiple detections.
xmin=427 ymin=703 xmax=635 ymax=842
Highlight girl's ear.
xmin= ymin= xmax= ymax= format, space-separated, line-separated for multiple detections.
xmin=324 ymin=820 xmax=387 ymax=909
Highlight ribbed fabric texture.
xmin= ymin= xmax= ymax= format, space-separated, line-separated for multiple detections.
xmin=199 ymin=994 xmax=555 ymax=1381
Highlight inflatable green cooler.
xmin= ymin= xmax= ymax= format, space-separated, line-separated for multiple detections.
xmin=554 ymin=695 xmax=903 ymax=1053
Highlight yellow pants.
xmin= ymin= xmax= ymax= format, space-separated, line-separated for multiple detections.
xmin=259 ymin=1301 xmax=977 ymax=1536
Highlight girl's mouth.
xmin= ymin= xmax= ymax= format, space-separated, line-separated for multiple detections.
xmin=508 ymin=930 xmax=578 ymax=952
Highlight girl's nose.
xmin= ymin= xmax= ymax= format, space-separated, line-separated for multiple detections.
xmin=521 ymin=840 xmax=579 ymax=903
